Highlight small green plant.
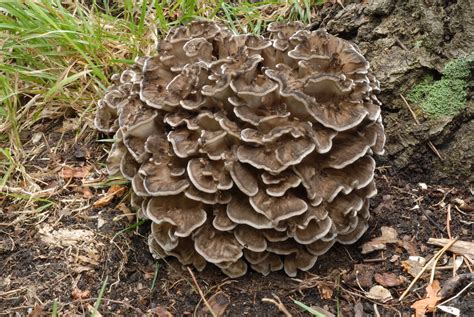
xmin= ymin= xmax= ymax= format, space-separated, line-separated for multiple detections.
xmin=407 ymin=55 xmax=473 ymax=118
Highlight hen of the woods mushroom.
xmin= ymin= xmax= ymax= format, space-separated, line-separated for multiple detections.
xmin=95 ymin=21 xmax=385 ymax=277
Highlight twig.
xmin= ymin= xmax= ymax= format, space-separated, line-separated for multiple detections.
xmin=437 ymin=281 xmax=473 ymax=306
xmin=446 ymin=204 xmax=452 ymax=240
xmin=400 ymin=94 xmax=420 ymax=124
xmin=399 ymin=94 xmax=442 ymax=160
xmin=395 ymin=37 xmax=408 ymax=51
xmin=399 ymin=237 xmax=458 ymax=301
xmin=262 ymin=294 xmax=292 ymax=317
xmin=186 ymin=267 xmax=217 ymax=317
xmin=427 ymin=141 xmax=443 ymax=160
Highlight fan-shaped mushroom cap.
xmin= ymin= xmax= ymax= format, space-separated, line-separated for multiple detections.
xmin=228 ymin=161 xmax=258 ymax=197
xmin=227 ymin=197 xmax=273 ymax=229
xmin=187 ymin=158 xmax=233 ymax=194
xmin=194 ymin=225 xmax=243 ymax=264
xmin=218 ymin=259 xmax=248 ymax=278
xmin=96 ymin=21 xmax=384 ymax=277
xmin=147 ymin=196 xmax=206 ymax=238
xmin=284 ymin=248 xmax=318 ymax=277
xmin=295 ymin=156 xmax=376 ymax=203
xmin=213 ymin=205 xmax=237 ymax=231
xmin=250 ymin=190 xmax=308 ymax=222
xmin=140 ymin=160 xmax=190 ymax=196
xmin=250 ymin=253 xmax=283 ymax=276
xmin=234 ymin=225 xmax=267 ymax=252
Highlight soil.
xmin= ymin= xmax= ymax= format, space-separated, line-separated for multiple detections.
xmin=1 ymin=1 xmax=473 ymax=316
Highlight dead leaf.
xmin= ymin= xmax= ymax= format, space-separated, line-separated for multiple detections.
xmin=81 ymin=186 xmax=93 ymax=198
xmin=367 ymin=285 xmax=392 ymax=302
xmin=361 ymin=226 xmax=399 ymax=254
xmin=343 ymin=264 xmax=374 ymax=289
xmin=374 ymin=272 xmax=405 ymax=287
xmin=28 ymin=304 xmax=43 ymax=317
xmin=401 ymin=256 xmax=426 ymax=278
xmin=149 ymin=306 xmax=173 ymax=317
xmin=411 ymin=280 xmax=442 ymax=317
xmin=439 ymin=273 xmax=474 ymax=298
xmin=71 ymin=288 xmax=91 ymax=300
xmin=402 ymin=236 xmax=418 ymax=256
xmin=116 ymin=202 xmax=134 ymax=222
xmin=61 ymin=166 xmax=91 ymax=179
xmin=318 ymin=283 xmax=334 ymax=299
xmin=93 ymin=185 xmax=127 ymax=208
xmin=200 ymin=292 xmax=230 ymax=316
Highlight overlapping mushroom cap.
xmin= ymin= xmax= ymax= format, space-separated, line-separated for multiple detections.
xmin=95 ymin=20 xmax=385 ymax=277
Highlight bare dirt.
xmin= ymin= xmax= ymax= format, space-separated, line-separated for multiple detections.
xmin=1 ymin=1 xmax=473 ymax=316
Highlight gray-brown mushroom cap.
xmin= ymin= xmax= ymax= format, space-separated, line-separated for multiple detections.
xmin=194 ymin=225 xmax=243 ymax=264
xmin=147 ymin=196 xmax=207 ymax=238
xmin=96 ymin=21 xmax=385 ymax=278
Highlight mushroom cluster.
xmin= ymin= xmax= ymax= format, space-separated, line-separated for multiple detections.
xmin=95 ymin=21 xmax=385 ymax=277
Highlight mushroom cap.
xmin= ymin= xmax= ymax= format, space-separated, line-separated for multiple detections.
xmin=194 ymin=225 xmax=243 ymax=264
xmin=96 ymin=21 xmax=384 ymax=278
xmin=146 ymin=196 xmax=207 ymax=238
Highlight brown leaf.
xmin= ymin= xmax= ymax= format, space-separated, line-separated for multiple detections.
xmin=367 ymin=285 xmax=392 ymax=302
xmin=411 ymin=280 xmax=442 ymax=317
xmin=318 ymin=283 xmax=334 ymax=299
xmin=200 ymin=292 xmax=230 ymax=316
xmin=150 ymin=306 xmax=173 ymax=317
xmin=61 ymin=166 xmax=91 ymax=179
xmin=401 ymin=256 xmax=426 ymax=278
xmin=374 ymin=272 xmax=405 ymax=287
xmin=27 ymin=304 xmax=43 ymax=317
xmin=71 ymin=288 xmax=91 ymax=300
xmin=93 ymin=185 xmax=127 ymax=208
xmin=361 ymin=226 xmax=399 ymax=254
xmin=402 ymin=236 xmax=418 ymax=256
xmin=82 ymin=186 xmax=93 ymax=198
xmin=343 ymin=264 xmax=374 ymax=289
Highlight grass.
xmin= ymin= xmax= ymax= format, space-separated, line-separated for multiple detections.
xmin=92 ymin=276 xmax=109 ymax=317
xmin=407 ymin=54 xmax=473 ymax=118
xmin=0 ymin=0 xmax=324 ymax=193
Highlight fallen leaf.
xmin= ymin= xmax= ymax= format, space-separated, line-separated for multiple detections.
xmin=354 ymin=302 xmax=364 ymax=317
xmin=82 ymin=186 xmax=93 ymax=198
xmin=411 ymin=280 xmax=442 ymax=317
xmin=61 ymin=166 xmax=91 ymax=179
xmin=116 ymin=202 xmax=134 ymax=222
xmin=366 ymin=285 xmax=392 ymax=302
xmin=437 ymin=305 xmax=460 ymax=316
xmin=71 ymin=288 xmax=91 ymax=300
xmin=361 ymin=226 xmax=399 ymax=254
xmin=149 ymin=306 xmax=173 ymax=317
xmin=317 ymin=283 xmax=334 ymax=299
xmin=93 ymin=185 xmax=127 ymax=208
xmin=401 ymin=236 xmax=418 ymax=256
xmin=402 ymin=256 xmax=426 ymax=278
xmin=343 ymin=264 xmax=374 ymax=289
xmin=200 ymin=292 xmax=230 ymax=316
xmin=374 ymin=272 xmax=405 ymax=287
xmin=439 ymin=273 xmax=474 ymax=298
xmin=28 ymin=304 xmax=43 ymax=317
